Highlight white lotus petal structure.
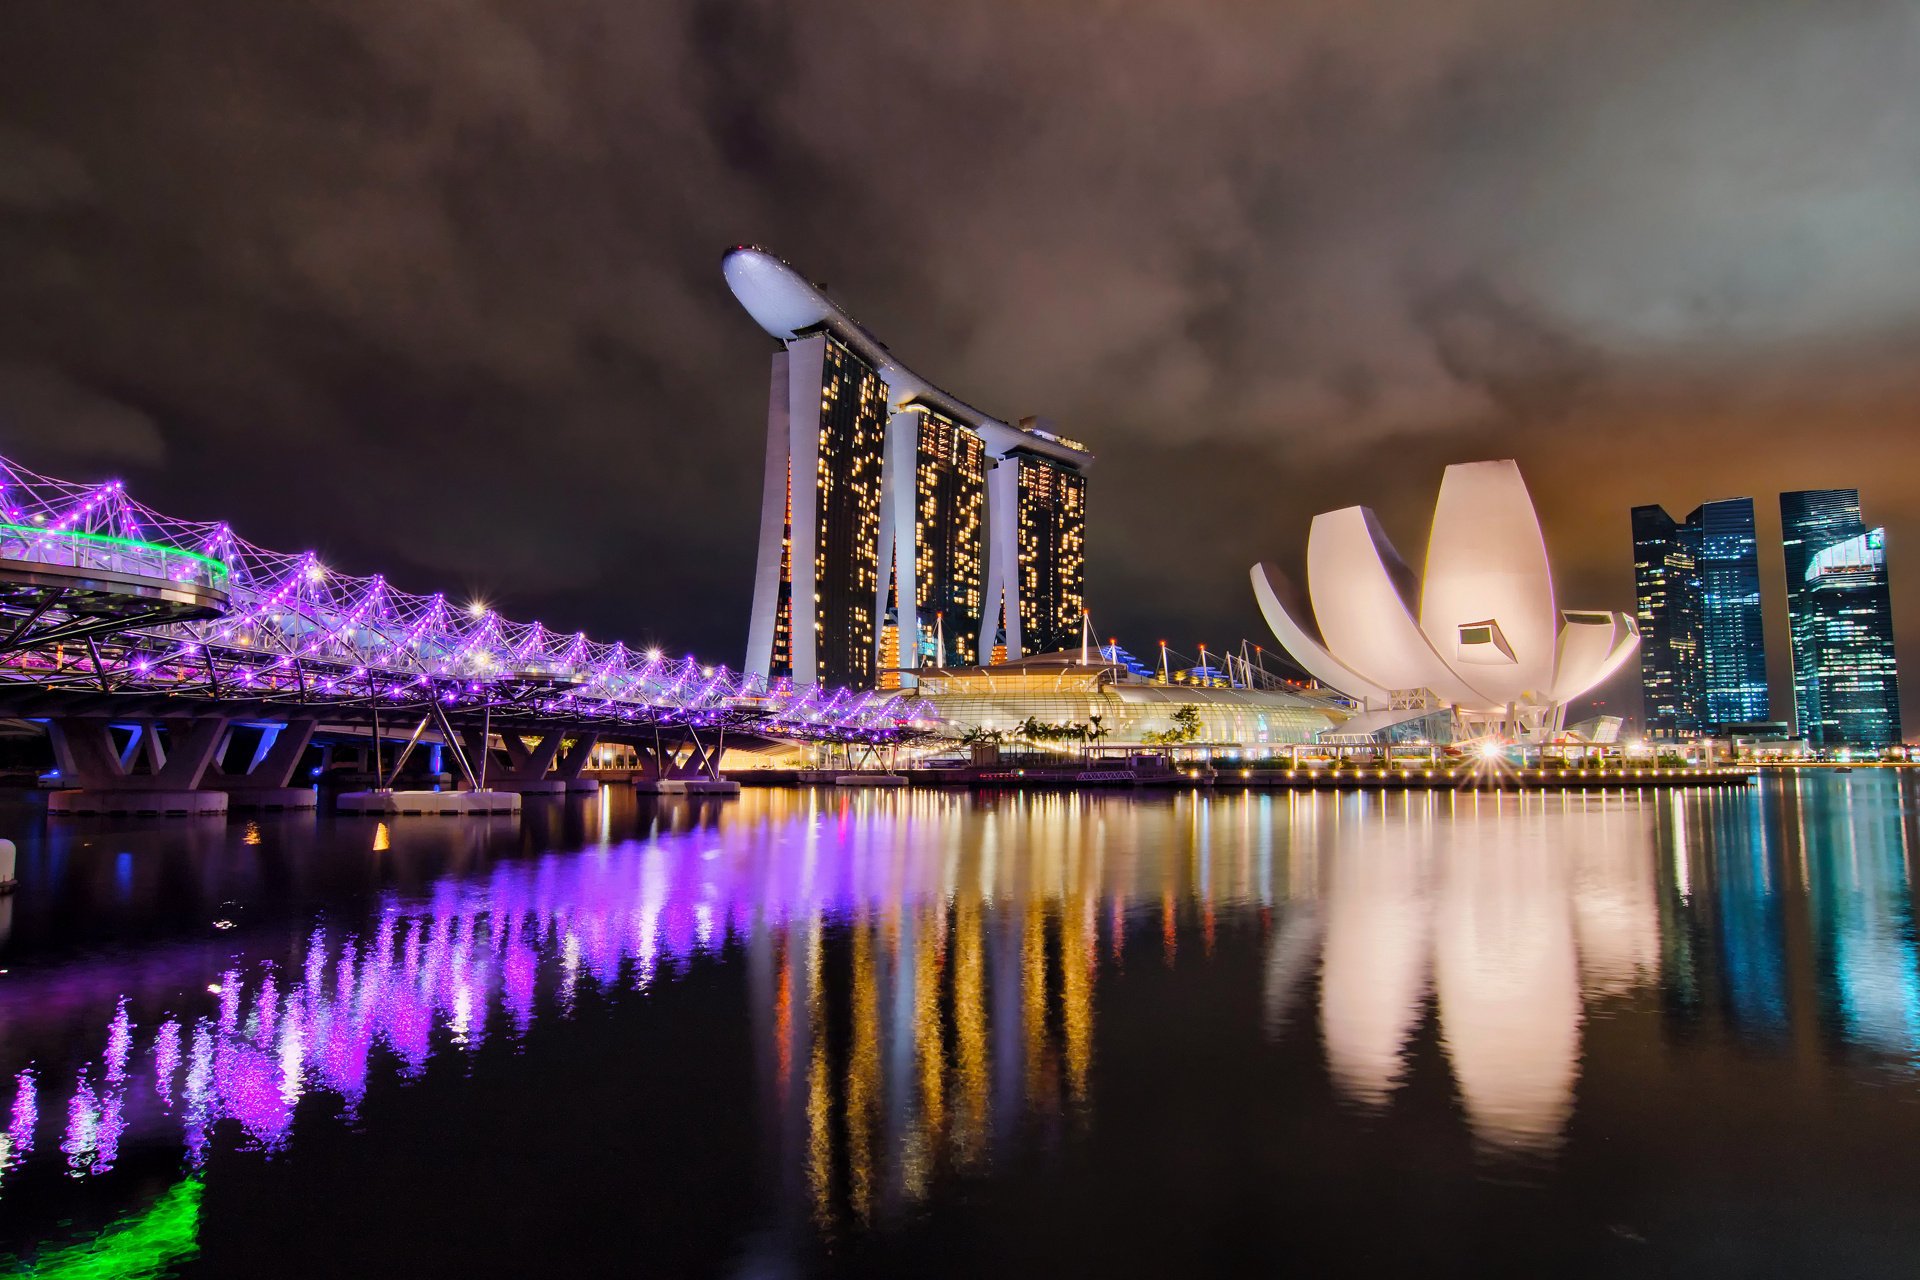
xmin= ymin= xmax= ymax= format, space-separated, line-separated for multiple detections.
xmin=1251 ymin=460 xmax=1638 ymax=740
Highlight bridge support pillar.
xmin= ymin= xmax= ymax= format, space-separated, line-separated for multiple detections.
xmin=555 ymin=732 xmax=601 ymax=793
xmin=47 ymin=717 xmax=231 ymax=816
xmin=487 ymin=729 xmax=574 ymax=794
xmin=205 ymin=719 xmax=319 ymax=810
xmin=632 ymin=729 xmax=736 ymax=793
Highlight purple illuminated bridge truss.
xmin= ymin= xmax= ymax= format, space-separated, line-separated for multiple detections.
xmin=0 ymin=453 xmax=930 ymax=743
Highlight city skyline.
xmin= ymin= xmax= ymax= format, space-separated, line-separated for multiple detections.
xmin=2 ymin=2 xmax=1919 ymax=732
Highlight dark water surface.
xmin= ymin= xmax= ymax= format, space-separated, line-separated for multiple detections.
xmin=1 ymin=776 xmax=1919 ymax=1276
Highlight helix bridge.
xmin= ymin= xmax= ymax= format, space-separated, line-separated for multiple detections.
xmin=0 ymin=451 xmax=931 ymax=769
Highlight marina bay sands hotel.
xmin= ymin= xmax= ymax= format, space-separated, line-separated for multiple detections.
xmin=724 ymin=247 xmax=1094 ymax=690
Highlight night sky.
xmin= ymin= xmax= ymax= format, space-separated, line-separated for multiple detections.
xmin=2 ymin=1 xmax=1917 ymax=727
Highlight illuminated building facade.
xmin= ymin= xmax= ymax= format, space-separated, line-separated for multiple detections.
xmin=1251 ymin=460 xmax=1638 ymax=743
xmin=728 ymin=247 xmax=1093 ymax=688
xmin=1781 ymin=489 xmax=1901 ymax=748
xmin=1632 ymin=504 xmax=1702 ymax=737
xmin=1696 ymin=499 xmax=1770 ymax=727
xmin=1632 ymin=497 xmax=1767 ymax=738
xmin=1008 ymin=448 xmax=1087 ymax=657
xmin=748 ymin=331 xmax=888 ymax=688
xmin=902 ymin=409 xmax=988 ymax=668
xmin=907 ymin=650 xmax=1346 ymax=746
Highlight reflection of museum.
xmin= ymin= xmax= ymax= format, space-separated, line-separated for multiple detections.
xmin=736 ymin=789 xmax=1674 ymax=1207
xmin=1304 ymin=792 xmax=1659 ymax=1151
xmin=16 ymin=779 xmax=1920 ymax=1201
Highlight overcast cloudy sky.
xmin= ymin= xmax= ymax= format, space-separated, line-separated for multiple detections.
xmin=2 ymin=0 xmax=1918 ymax=722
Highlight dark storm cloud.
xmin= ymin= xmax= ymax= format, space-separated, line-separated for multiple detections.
xmin=1 ymin=0 xmax=1917 ymax=720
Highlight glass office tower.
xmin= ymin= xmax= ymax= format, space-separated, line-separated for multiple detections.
xmin=1695 ymin=499 xmax=1770 ymax=726
xmin=1781 ymin=489 xmax=1901 ymax=749
xmin=1632 ymin=504 xmax=1704 ymax=737
xmin=1632 ymin=497 xmax=1768 ymax=737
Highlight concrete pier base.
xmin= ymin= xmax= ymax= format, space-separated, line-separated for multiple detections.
xmin=50 ymin=789 xmax=229 ymax=817
xmin=336 ymin=790 xmax=521 ymax=816
xmin=634 ymin=779 xmax=741 ymax=795
xmin=835 ymin=774 xmax=908 ymax=788
xmin=565 ymin=778 xmax=601 ymax=794
xmin=225 ymin=787 xmax=319 ymax=811
xmin=485 ymin=779 xmax=567 ymax=796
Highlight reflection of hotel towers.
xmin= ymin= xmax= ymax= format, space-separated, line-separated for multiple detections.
xmin=37 ymin=788 xmax=1875 ymax=1201
xmin=1295 ymin=793 xmax=1660 ymax=1153
xmin=747 ymin=801 xmax=1102 ymax=1229
xmin=725 ymin=247 xmax=1094 ymax=688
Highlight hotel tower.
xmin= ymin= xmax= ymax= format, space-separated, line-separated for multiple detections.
xmin=725 ymin=247 xmax=1093 ymax=689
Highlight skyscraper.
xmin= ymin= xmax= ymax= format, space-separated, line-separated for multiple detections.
xmin=748 ymin=331 xmax=889 ymax=689
xmin=899 ymin=408 xmax=987 ymax=668
xmin=1694 ymin=499 xmax=1769 ymax=726
xmin=1009 ymin=446 xmax=1087 ymax=656
xmin=1631 ymin=498 xmax=1767 ymax=738
xmin=1632 ymin=504 xmax=1703 ymax=737
xmin=1781 ymin=489 xmax=1901 ymax=749
xmin=726 ymin=247 xmax=1093 ymax=688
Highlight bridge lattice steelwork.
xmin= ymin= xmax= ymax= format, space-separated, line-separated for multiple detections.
xmin=0 ymin=453 xmax=928 ymax=742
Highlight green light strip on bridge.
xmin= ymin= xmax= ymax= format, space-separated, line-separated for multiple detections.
xmin=0 ymin=522 xmax=231 ymax=587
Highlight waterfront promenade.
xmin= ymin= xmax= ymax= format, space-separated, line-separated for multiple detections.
xmin=731 ymin=761 xmax=1761 ymax=792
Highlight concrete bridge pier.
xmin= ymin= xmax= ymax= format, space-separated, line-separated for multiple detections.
xmin=203 ymin=719 xmax=319 ymax=810
xmin=47 ymin=717 xmax=231 ymax=816
xmin=556 ymin=732 xmax=602 ymax=793
xmin=633 ymin=729 xmax=739 ymax=795
xmin=483 ymin=729 xmax=600 ymax=794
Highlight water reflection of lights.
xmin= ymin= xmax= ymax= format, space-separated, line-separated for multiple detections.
xmin=1303 ymin=791 xmax=1657 ymax=1154
xmin=3 ymin=779 xmax=1919 ymax=1212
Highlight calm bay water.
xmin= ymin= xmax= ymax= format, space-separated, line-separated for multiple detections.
xmin=0 ymin=776 xmax=1918 ymax=1276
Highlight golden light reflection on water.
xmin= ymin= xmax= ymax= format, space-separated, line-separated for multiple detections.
xmin=9 ymin=778 xmax=1920 ymax=1238
xmin=738 ymin=782 xmax=1818 ymax=1223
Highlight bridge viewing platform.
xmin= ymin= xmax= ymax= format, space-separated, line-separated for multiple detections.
xmin=0 ymin=453 xmax=934 ymax=814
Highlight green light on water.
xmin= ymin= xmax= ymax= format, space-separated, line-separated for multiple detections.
xmin=7 ymin=1177 xmax=202 ymax=1280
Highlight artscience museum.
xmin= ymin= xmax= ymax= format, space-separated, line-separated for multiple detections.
xmin=1251 ymin=460 xmax=1638 ymax=744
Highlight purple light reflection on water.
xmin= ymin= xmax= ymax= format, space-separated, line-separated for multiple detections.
xmin=153 ymin=1019 xmax=180 ymax=1108
xmin=8 ymin=1071 xmax=36 ymax=1160
xmin=0 ymin=829 xmax=869 ymax=1185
